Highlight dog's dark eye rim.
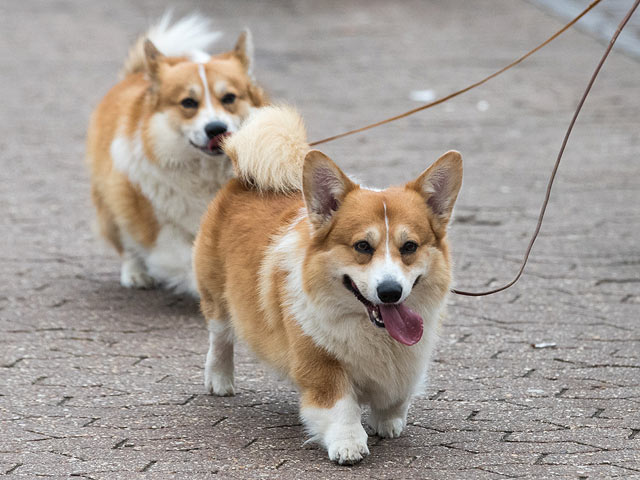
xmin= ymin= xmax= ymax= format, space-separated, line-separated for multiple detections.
xmin=180 ymin=97 xmax=199 ymax=109
xmin=354 ymin=241 xmax=374 ymax=254
xmin=221 ymin=93 xmax=237 ymax=104
xmin=400 ymin=241 xmax=419 ymax=254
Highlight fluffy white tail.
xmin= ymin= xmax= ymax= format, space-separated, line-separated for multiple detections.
xmin=120 ymin=12 xmax=221 ymax=78
xmin=223 ymin=106 xmax=309 ymax=193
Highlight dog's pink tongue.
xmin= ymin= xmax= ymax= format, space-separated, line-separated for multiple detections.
xmin=207 ymin=132 xmax=231 ymax=151
xmin=207 ymin=138 xmax=219 ymax=150
xmin=379 ymin=303 xmax=423 ymax=346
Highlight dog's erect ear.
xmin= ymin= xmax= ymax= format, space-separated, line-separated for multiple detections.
xmin=233 ymin=29 xmax=254 ymax=79
xmin=303 ymin=150 xmax=356 ymax=230
xmin=408 ymin=150 xmax=463 ymax=235
xmin=144 ymin=39 xmax=164 ymax=80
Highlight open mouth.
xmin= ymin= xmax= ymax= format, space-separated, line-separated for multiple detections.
xmin=343 ymin=275 xmax=424 ymax=346
xmin=343 ymin=275 xmax=385 ymax=328
xmin=190 ymin=132 xmax=231 ymax=156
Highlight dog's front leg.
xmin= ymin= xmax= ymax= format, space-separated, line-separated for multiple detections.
xmin=368 ymin=398 xmax=410 ymax=438
xmin=300 ymin=391 xmax=369 ymax=465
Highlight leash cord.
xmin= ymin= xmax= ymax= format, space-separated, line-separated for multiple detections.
xmin=309 ymin=0 xmax=602 ymax=147
xmin=452 ymin=0 xmax=639 ymax=296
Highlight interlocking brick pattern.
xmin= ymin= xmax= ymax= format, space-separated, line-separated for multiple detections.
xmin=1 ymin=1 xmax=638 ymax=478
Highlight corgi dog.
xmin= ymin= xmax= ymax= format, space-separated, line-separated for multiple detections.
xmin=193 ymin=106 xmax=462 ymax=464
xmin=87 ymin=14 xmax=267 ymax=295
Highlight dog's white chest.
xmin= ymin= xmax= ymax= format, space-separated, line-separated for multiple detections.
xmin=110 ymin=134 xmax=231 ymax=235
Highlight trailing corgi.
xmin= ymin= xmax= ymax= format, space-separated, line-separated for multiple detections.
xmin=87 ymin=13 xmax=267 ymax=295
xmin=193 ymin=106 xmax=462 ymax=464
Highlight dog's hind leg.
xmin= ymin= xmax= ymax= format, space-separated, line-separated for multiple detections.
xmin=204 ymin=317 xmax=235 ymax=396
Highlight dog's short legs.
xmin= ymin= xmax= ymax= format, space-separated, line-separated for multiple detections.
xmin=120 ymin=253 xmax=154 ymax=289
xmin=367 ymin=399 xmax=410 ymax=438
xmin=300 ymin=393 xmax=369 ymax=465
xmin=204 ymin=318 xmax=235 ymax=396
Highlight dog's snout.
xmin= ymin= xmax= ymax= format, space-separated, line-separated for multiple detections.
xmin=377 ymin=280 xmax=403 ymax=304
xmin=205 ymin=121 xmax=228 ymax=138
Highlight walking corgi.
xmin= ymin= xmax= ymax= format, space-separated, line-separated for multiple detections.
xmin=194 ymin=106 xmax=462 ymax=464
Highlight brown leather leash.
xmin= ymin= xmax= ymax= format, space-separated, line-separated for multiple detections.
xmin=310 ymin=0 xmax=639 ymax=297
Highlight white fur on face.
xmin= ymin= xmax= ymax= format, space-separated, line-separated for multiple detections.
xmin=183 ymin=64 xmax=242 ymax=148
xmin=341 ymin=201 xmax=426 ymax=306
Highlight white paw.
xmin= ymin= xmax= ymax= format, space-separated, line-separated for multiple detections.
xmin=120 ymin=260 xmax=154 ymax=289
xmin=368 ymin=416 xmax=405 ymax=438
xmin=327 ymin=428 xmax=369 ymax=465
xmin=204 ymin=369 xmax=235 ymax=396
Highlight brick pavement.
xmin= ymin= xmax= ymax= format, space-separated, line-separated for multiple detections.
xmin=1 ymin=1 xmax=639 ymax=478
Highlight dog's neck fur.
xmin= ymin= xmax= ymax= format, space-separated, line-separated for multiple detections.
xmin=110 ymin=131 xmax=233 ymax=237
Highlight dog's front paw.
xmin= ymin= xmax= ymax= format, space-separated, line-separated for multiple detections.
xmin=120 ymin=260 xmax=155 ymax=289
xmin=204 ymin=370 xmax=235 ymax=397
xmin=368 ymin=415 xmax=405 ymax=438
xmin=327 ymin=428 xmax=369 ymax=465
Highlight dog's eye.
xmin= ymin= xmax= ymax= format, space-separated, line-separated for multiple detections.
xmin=354 ymin=241 xmax=374 ymax=254
xmin=221 ymin=93 xmax=237 ymax=105
xmin=181 ymin=98 xmax=199 ymax=109
xmin=400 ymin=241 xmax=418 ymax=254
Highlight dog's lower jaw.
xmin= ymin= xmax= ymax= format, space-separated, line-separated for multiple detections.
xmin=300 ymin=396 xmax=369 ymax=465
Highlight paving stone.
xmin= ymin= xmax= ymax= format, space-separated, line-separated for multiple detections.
xmin=1 ymin=0 xmax=639 ymax=477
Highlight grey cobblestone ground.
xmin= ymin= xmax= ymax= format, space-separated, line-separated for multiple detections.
xmin=1 ymin=1 xmax=639 ymax=478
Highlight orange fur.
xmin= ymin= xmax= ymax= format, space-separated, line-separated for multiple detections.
xmin=194 ymin=107 xmax=462 ymax=464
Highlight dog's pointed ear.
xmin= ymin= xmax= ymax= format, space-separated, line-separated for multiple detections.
xmin=233 ymin=29 xmax=254 ymax=79
xmin=303 ymin=150 xmax=356 ymax=230
xmin=408 ymin=150 xmax=463 ymax=236
xmin=144 ymin=39 xmax=164 ymax=80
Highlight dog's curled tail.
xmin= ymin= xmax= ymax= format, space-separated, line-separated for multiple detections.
xmin=120 ymin=12 xmax=221 ymax=78
xmin=224 ymin=105 xmax=309 ymax=193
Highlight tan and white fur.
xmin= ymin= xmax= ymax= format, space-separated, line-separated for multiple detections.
xmin=194 ymin=106 xmax=462 ymax=464
xmin=87 ymin=13 xmax=267 ymax=295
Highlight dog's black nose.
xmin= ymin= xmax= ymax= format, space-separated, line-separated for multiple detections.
xmin=377 ymin=280 xmax=403 ymax=304
xmin=205 ymin=121 xmax=228 ymax=138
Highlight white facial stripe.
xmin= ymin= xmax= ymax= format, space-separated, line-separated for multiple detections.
xmin=190 ymin=51 xmax=211 ymax=64
xmin=359 ymin=200 xmax=410 ymax=304
xmin=383 ymin=201 xmax=390 ymax=261
xmin=184 ymin=64 xmax=243 ymax=149
xmin=198 ymin=64 xmax=214 ymax=113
